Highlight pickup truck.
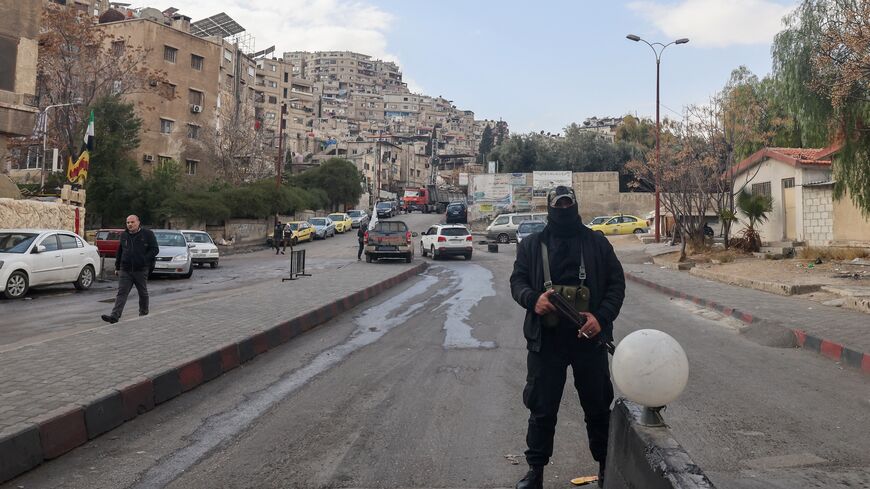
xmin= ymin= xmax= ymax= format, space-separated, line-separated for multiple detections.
xmin=364 ymin=221 xmax=416 ymax=263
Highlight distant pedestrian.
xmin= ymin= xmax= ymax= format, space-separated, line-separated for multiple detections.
xmin=274 ymin=221 xmax=286 ymax=255
xmin=357 ymin=222 xmax=367 ymax=261
xmin=101 ymin=215 xmax=159 ymax=324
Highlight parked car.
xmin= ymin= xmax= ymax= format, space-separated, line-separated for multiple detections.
xmin=364 ymin=220 xmax=416 ymax=263
xmin=445 ymin=202 xmax=468 ymax=224
xmin=0 ymin=229 xmax=102 ymax=299
xmin=181 ymin=230 xmax=219 ymax=268
xmin=420 ymin=224 xmax=473 ymax=260
xmin=516 ymin=220 xmax=547 ymax=245
xmin=285 ymin=221 xmax=315 ymax=244
xmin=588 ymin=215 xmax=649 ymax=235
xmin=347 ymin=209 xmax=369 ymax=228
xmin=485 ymin=212 xmax=547 ymax=243
xmin=586 ymin=216 xmax=613 ymax=227
xmin=375 ymin=201 xmax=394 ymax=218
xmin=94 ymin=228 xmax=124 ymax=257
xmin=151 ymin=229 xmax=193 ymax=279
xmin=327 ymin=213 xmax=353 ymax=233
xmin=308 ymin=217 xmax=336 ymax=239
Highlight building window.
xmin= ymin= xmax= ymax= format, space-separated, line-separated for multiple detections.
xmin=188 ymin=89 xmax=204 ymax=105
xmin=265 ymin=112 xmax=275 ymax=120
xmin=284 ymin=72 xmax=288 ymax=83
xmin=782 ymin=177 xmax=795 ymax=189
xmin=268 ymin=81 xmax=277 ymax=88
xmin=268 ymin=95 xmax=277 ymax=104
xmin=112 ymin=40 xmax=125 ymax=56
xmin=247 ymin=66 xmax=255 ymax=77
xmin=223 ymin=49 xmax=232 ymax=62
xmin=283 ymin=88 xmax=288 ymax=98
xmin=187 ymin=124 xmax=200 ymax=139
xmin=158 ymin=155 xmax=172 ymax=166
xmin=164 ymin=46 xmax=177 ymax=63
xmin=752 ymin=181 xmax=772 ymax=198
xmin=186 ymin=159 xmax=198 ymax=175
xmin=191 ymin=54 xmax=204 ymax=70
xmin=270 ymin=64 xmax=277 ymax=72
xmin=160 ymin=118 xmax=174 ymax=134
xmin=225 ymin=74 xmax=234 ymax=90
xmin=164 ymin=83 xmax=176 ymax=98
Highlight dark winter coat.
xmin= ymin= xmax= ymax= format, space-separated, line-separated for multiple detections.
xmin=510 ymin=224 xmax=625 ymax=352
xmin=115 ymin=228 xmax=159 ymax=272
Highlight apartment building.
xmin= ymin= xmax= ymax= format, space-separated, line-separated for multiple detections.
xmin=1 ymin=1 xmax=40 ymax=179
xmin=96 ymin=9 xmax=262 ymax=180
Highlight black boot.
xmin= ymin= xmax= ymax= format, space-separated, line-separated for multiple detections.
xmin=598 ymin=462 xmax=605 ymax=488
xmin=515 ymin=465 xmax=543 ymax=489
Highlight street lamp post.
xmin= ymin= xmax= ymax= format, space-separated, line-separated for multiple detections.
xmin=40 ymin=100 xmax=82 ymax=192
xmin=626 ymin=34 xmax=688 ymax=243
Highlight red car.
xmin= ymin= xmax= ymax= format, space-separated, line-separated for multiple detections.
xmin=94 ymin=228 xmax=124 ymax=257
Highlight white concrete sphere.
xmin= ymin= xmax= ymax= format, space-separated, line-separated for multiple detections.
xmin=612 ymin=329 xmax=689 ymax=407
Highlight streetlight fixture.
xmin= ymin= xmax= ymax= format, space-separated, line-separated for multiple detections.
xmin=40 ymin=98 xmax=83 ymax=192
xmin=626 ymin=34 xmax=688 ymax=243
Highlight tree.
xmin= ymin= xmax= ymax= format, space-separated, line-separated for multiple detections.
xmin=734 ymin=190 xmax=772 ymax=252
xmin=201 ymin=103 xmax=277 ymax=185
xmin=294 ymin=158 xmax=363 ymax=210
xmin=37 ymin=3 xmax=168 ymax=165
xmin=85 ymin=96 xmax=144 ymax=227
xmin=477 ymin=124 xmax=494 ymax=164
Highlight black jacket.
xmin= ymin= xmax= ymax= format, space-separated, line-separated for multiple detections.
xmin=510 ymin=224 xmax=625 ymax=352
xmin=115 ymin=228 xmax=159 ymax=272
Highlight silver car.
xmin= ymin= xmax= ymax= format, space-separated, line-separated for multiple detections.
xmin=516 ymin=220 xmax=546 ymax=245
xmin=308 ymin=217 xmax=336 ymax=239
xmin=347 ymin=209 xmax=369 ymax=228
xmin=150 ymin=230 xmax=193 ymax=278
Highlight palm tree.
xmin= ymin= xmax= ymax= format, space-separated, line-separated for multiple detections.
xmin=736 ymin=190 xmax=772 ymax=251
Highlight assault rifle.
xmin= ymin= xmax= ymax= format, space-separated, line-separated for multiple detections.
xmin=549 ymin=291 xmax=616 ymax=355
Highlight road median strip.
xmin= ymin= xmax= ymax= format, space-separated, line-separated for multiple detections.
xmin=0 ymin=262 xmax=428 ymax=484
xmin=625 ymin=271 xmax=870 ymax=376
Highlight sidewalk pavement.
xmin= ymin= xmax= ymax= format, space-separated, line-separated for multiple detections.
xmin=623 ymin=263 xmax=870 ymax=375
xmin=0 ymin=260 xmax=426 ymax=483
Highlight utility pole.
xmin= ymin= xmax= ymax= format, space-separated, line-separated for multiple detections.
xmin=275 ymin=103 xmax=286 ymax=226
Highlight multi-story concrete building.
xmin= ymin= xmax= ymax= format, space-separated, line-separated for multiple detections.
xmin=95 ymin=9 xmax=266 ymax=180
xmin=1 ymin=1 xmax=40 ymax=179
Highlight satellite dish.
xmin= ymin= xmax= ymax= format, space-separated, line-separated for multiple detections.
xmin=612 ymin=329 xmax=688 ymax=409
xmin=139 ymin=7 xmax=165 ymax=22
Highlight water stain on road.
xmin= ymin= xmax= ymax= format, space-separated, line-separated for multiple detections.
xmin=128 ymin=273 xmax=439 ymax=489
xmin=434 ymin=263 xmax=497 ymax=350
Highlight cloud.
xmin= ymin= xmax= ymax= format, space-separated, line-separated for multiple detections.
xmin=156 ymin=0 xmax=397 ymax=60
xmin=628 ymin=0 xmax=796 ymax=47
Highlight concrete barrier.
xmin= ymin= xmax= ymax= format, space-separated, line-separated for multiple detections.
xmin=605 ymin=398 xmax=716 ymax=488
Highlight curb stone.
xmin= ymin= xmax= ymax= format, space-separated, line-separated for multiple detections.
xmin=625 ymin=271 xmax=870 ymax=376
xmin=0 ymin=262 xmax=428 ymax=484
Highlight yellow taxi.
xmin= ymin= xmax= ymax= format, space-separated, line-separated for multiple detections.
xmin=588 ymin=214 xmax=649 ymax=235
xmin=285 ymin=221 xmax=315 ymax=244
xmin=327 ymin=213 xmax=353 ymax=233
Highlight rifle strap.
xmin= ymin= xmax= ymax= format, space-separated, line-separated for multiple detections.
xmin=541 ymin=238 xmax=585 ymax=290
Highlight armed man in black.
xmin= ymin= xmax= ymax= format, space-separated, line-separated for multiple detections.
xmin=102 ymin=215 xmax=159 ymax=324
xmin=510 ymin=186 xmax=625 ymax=489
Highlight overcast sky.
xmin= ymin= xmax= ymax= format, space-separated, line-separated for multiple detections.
xmin=155 ymin=0 xmax=797 ymax=134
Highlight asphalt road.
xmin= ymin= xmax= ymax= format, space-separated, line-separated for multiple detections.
xmin=3 ymin=221 xmax=868 ymax=489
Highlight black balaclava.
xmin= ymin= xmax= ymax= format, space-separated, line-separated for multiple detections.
xmin=546 ymin=186 xmax=583 ymax=237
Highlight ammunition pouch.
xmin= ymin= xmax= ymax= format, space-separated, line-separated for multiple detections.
xmin=542 ymin=284 xmax=590 ymax=327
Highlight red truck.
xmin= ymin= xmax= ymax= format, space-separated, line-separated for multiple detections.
xmin=402 ymin=187 xmax=432 ymax=213
xmin=402 ymin=185 xmax=466 ymax=214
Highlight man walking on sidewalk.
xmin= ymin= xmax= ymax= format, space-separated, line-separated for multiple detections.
xmin=274 ymin=221 xmax=286 ymax=255
xmin=101 ymin=215 xmax=159 ymax=324
xmin=510 ymin=186 xmax=625 ymax=488
xmin=357 ymin=222 xmax=368 ymax=261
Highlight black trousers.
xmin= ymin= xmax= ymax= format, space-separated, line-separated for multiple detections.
xmin=523 ymin=324 xmax=613 ymax=467
xmin=357 ymin=241 xmax=364 ymax=259
xmin=110 ymin=269 xmax=149 ymax=319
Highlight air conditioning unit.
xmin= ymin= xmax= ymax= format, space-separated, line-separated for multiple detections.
xmin=190 ymin=104 xmax=202 ymax=113
xmin=143 ymin=154 xmax=154 ymax=162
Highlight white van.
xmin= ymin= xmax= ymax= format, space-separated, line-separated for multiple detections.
xmin=486 ymin=212 xmax=547 ymax=243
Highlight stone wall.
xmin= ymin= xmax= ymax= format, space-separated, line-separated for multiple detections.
xmin=802 ymin=186 xmax=834 ymax=246
xmin=0 ymin=198 xmax=85 ymax=233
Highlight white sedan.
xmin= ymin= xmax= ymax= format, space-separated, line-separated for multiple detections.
xmin=0 ymin=229 xmax=102 ymax=299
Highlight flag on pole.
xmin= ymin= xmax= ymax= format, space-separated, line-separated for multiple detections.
xmin=67 ymin=110 xmax=93 ymax=184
